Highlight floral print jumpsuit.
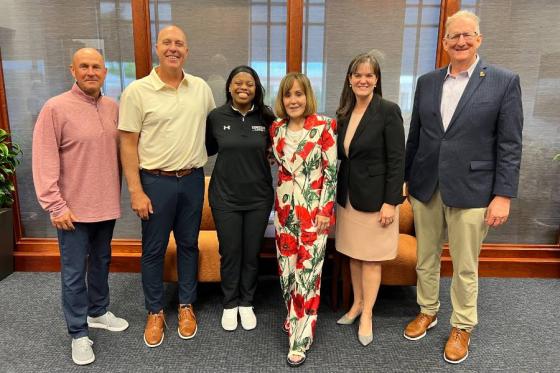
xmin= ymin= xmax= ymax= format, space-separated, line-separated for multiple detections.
xmin=270 ymin=113 xmax=337 ymax=355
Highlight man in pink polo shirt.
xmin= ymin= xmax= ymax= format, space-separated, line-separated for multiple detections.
xmin=32 ymin=48 xmax=129 ymax=366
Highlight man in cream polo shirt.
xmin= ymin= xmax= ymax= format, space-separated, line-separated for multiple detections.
xmin=119 ymin=25 xmax=215 ymax=347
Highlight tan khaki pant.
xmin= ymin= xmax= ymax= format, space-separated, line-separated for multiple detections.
xmin=410 ymin=190 xmax=489 ymax=330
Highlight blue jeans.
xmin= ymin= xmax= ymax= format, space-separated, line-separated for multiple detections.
xmin=140 ymin=168 xmax=204 ymax=312
xmin=57 ymin=219 xmax=116 ymax=338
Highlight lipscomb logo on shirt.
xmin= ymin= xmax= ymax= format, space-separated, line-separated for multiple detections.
xmin=251 ymin=125 xmax=266 ymax=132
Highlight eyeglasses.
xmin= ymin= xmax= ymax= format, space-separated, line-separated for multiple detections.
xmin=445 ymin=32 xmax=478 ymax=42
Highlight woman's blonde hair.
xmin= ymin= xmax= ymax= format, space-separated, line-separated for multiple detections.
xmin=274 ymin=72 xmax=317 ymax=119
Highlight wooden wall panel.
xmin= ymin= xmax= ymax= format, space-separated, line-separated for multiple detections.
xmin=286 ymin=0 xmax=303 ymax=72
xmin=436 ymin=0 xmax=461 ymax=68
xmin=131 ymin=0 xmax=152 ymax=79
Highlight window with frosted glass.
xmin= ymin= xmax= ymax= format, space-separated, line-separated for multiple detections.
xmin=1 ymin=0 xmax=136 ymax=238
xmin=149 ymin=0 xmax=287 ymax=179
xmin=302 ymin=0 xmax=440 ymax=133
xmin=149 ymin=0 xmax=286 ymax=107
xmin=470 ymin=0 xmax=560 ymax=243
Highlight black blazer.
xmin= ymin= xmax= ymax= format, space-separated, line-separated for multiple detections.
xmin=337 ymin=94 xmax=405 ymax=212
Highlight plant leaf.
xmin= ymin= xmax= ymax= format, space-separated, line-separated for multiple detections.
xmin=0 ymin=143 xmax=8 ymax=157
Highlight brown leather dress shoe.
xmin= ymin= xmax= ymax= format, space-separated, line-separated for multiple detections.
xmin=144 ymin=310 xmax=165 ymax=347
xmin=444 ymin=327 xmax=471 ymax=364
xmin=403 ymin=312 xmax=438 ymax=340
xmin=178 ymin=304 xmax=197 ymax=339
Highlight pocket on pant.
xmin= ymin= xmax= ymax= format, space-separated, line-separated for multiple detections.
xmin=140 ymin=171 xmax=160 ymax=186
xmin=461 ymin=207 xmax=487 ymax=225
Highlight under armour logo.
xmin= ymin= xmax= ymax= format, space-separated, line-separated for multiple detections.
xmin=223 ymin=125 xmax=231 ymax=130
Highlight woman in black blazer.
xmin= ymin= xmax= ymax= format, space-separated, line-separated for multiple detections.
xmin=334 ymin=52 xmax=405 ymax=346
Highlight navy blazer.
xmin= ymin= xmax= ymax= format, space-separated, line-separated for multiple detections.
xmin=404 ymin=59 xmax=523 ymax=208
xmin=337 ymin=94 xmax=405 ymax=212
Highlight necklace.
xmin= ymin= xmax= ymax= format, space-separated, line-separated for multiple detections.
xmin=286 ymin=128 xmax=305 ymax=143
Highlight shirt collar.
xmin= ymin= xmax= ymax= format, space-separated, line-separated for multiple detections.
xmin=230 ymin=104 xmax=255 ymax=116
xmin=150 ymin=67 xmax=189 ymax=90
xmin=445 ymin=55 xmax=480 ymax=80
xmin=71 ymin=83 xmax=102 ymax=104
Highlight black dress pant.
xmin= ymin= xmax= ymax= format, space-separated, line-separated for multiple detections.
xmin=212 ymin=207 xmax=271 ymax=308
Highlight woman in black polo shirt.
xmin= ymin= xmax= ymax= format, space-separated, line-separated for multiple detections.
xmin=206 ymin=65 xmax=275 ymax=332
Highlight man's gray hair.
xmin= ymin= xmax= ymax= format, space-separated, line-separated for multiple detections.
xmin=445 ymin=10 xmax=481 ymax=36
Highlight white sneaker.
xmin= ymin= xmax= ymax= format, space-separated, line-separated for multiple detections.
xmin=87 ymin=311 xmax=129 ymax=332
xmin=221 ymin=307 xmax=238 ymax=331
xmin=239 ymin=306 xmax=257 ymax=330
xmin=71 ymin=337 xmax=94 ymax=365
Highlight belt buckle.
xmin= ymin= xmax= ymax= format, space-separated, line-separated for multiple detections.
xmin=175 ymin=170 xmax=182 ymax=178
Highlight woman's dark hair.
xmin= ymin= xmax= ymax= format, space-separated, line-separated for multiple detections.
xmin=336 ymin=53 xmax=383 ymax=120
xmin=225 ymin=65 xmax=275 ymax=126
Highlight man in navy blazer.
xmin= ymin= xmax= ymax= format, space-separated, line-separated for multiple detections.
xmin=403 ymin=10 xmax=523 ymax=364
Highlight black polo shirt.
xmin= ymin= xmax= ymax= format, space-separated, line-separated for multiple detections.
xmin=206 ymin=104 xmax=274 ymax=211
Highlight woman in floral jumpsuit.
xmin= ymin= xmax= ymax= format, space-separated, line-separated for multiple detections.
xmin=270 ymin=72 xmax=337 ymax=367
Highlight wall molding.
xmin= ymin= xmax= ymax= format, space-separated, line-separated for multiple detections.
xmin=15 ymin=238 xmax=560 ymax=278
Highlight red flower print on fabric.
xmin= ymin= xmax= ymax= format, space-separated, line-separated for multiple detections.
xmin=295 ymin=206 xmax=313 ymax=231
xmin=292 ymin=292 xmax=305 ymax=319
xmin=296 ymin=245 xmax=312 ymax=269
xmin=275 ymin=137 xmax=286 ymax=155
xmin=314 ymin=272 xmax=322 ymax=290
xmin=300 ymin=230 xmax=317 ymax=246
xmin=311 ymin=319 xmax=317 ymax=336
xmin=278 ymin=233 xmax=298 ymax=256
xmin=304 ymin=294 xmax=321 ymax=316
xmin=304 ymin=115 xmax=319 ymax=130
xmin=310 ymin=207 xmax=319 ymax=221
xmin=310 ymin=175 xmax=324 ymax=190
xmin=319 ymin=126 xmax=335 ymax=149
xmin=298 ymin=141 xmax=316 ymax=159
xmin=276 ymin=203 xmax=291 ymax=226
xmin=330 ymin=118 xmax=338 ymax=132
xmin=278 ymin=167 xmax=293 ymax=183
xmin=320 ymin=200 xmax=335 ymax=217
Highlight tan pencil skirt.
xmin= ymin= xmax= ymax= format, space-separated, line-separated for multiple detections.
xmin=335 ymin=200 xmax=399 ymax=262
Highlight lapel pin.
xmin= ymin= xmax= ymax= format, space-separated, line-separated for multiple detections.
xmin=480 ymin=71 xmax=486 ymax=77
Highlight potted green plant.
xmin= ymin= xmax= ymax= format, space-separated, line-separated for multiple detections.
xmin=0 ymin=128 xmax=21 ymax=280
